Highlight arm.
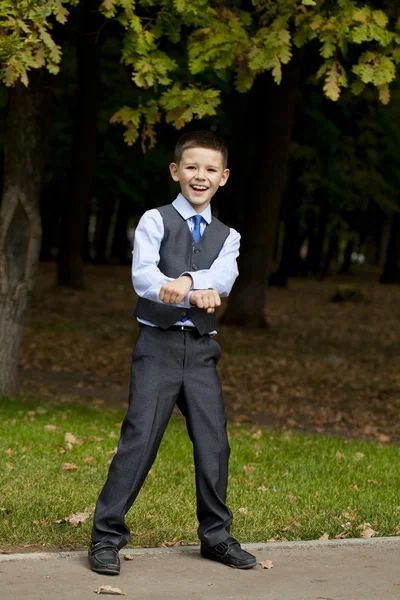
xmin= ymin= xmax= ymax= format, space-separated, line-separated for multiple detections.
xmin=131 ymin=210 xmax=192 ymax=308
xmin=183 ymin=228 xmax=241 ymax=296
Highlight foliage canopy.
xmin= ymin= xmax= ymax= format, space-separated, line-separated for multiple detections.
xmin=0 ymin=0 xmax=399 ymax=146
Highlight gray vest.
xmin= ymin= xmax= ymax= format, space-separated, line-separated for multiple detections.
xmin=134 ymin=204 xmax=230 ymax=335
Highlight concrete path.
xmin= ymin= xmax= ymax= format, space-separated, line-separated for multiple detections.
xmin=1 ymin=538 xmax=399 ymax=600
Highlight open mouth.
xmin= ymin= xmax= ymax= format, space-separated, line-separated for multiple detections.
xmin=191 ymin=184 xmax=208 ymax=192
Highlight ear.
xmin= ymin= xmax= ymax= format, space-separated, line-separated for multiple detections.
xmin=169 ymin=162 xmax=180 ymax=182
xmin=218 ymin=168 xmax=230 ymax=187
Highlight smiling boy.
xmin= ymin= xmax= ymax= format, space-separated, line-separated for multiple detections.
xmin=89 ymin=131 xmax=257 ymax=574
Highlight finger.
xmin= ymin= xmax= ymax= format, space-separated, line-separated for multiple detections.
xmin=196 ymin=295 xmax=204 ymax=309
xmin=213 ymin=290 xmax=221 ymax=307
xmin=208 ymin=293 xmax=215 ymax=308
xmin=169 ymin=292 xmax=177 ymax=304
xmin=159 ymin=285 xmax=167 ymax=301
xmin=175 ymin=293 xmax=184 ymax=304
xmin=163 ymin=290 xmax=172 ymax=303
xmin=202 ymin=294 xmax=210 ymax=309
xmin=207 ymin=307 xmax=215 ymax=313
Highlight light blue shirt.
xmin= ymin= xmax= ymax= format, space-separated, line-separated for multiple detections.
xmin=131 ymin=193 xmax=240 ymax=330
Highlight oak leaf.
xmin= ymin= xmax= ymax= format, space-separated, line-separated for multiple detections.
xmin=62 ymin=463 xmax=78 ymax=471
xmin=260 ymin=559 xmax=273 ymax=569
xmin=94 ymin=585 xmax=126 ymax=595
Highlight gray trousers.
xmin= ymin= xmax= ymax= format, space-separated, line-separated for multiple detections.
xmin=91 ymin=326 xmax=233 ymax=549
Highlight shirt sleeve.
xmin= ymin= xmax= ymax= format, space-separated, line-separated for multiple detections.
xmin=183 ymin=228 xmax=240 ymax=296
xmin=131 ymin=210 xmax=192 ymax=308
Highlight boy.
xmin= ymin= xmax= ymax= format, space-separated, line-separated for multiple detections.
xmin=89 ymin=131 xmax=257 ymax=574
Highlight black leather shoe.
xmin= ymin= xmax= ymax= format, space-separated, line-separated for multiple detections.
xmin=88 ymin=545 xmax=120 ymax=575
xmin=201 ymin=536 xmax=257 ymax=569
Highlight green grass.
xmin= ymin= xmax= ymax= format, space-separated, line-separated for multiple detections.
xmin=1 ymin=396 xmax=399 ymax=550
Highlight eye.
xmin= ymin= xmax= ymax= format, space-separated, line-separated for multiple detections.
xmin=208 ymin=168 xmax=217 ymax=173
xmin=186 ymin=166 xmax=196 ymax=170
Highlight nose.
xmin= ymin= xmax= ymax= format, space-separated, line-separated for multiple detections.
xmin=194 ymin=171 xmax=206 ymax=181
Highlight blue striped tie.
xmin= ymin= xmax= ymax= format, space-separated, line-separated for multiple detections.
xmin=192 ymin=214 xmax=203 ymax=243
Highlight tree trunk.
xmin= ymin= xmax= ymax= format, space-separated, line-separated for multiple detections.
xmin=110 ymin=197 xmax=131 ymax=264
xmin=320 ymin=233 xmax=339 ymax=278
xmin=57 ymin=0 xmax=104 ymax=288
xmin=0 ymin=75 xmax=49 ymax=395
xmin=380 ymin=211 xmax=400 ymax=283
xmin=221 ymin=50 xmax=304 ymax=327
xmin=94 ymin=196 xmax=115 ymax=264
xmin=340 ymin=239 xmax=354 ymax=275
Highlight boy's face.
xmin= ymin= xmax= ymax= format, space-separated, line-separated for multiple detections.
xmin=169 ymin=147 xmax=230 ymax=213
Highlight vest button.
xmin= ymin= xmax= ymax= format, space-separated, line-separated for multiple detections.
xmin=192 ymin=264 xmax=198 ymax=270
xmin=194 ymin=248 xmax=200 ymax=254
xmin=181 ymin=310 xmax=187 ymax=317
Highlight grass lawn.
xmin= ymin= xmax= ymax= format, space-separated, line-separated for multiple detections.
xmin=1 ymin=396 xmax=399 ymax=551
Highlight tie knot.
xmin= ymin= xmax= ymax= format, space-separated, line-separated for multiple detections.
xmin=193 ymin=215 xmax=203 ymax=227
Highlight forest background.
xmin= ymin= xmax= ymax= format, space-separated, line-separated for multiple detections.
xmin=0 ymin=0 xmax=400 ymax=430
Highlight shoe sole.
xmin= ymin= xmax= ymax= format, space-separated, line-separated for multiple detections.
xmin=201 ymin=551 xmax=257 ymax=570
xmin=90 ymin=565 xmax=120 ymax=575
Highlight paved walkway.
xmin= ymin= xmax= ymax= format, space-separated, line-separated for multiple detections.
xmin=1 ymin=538 xmax=399 ymax=600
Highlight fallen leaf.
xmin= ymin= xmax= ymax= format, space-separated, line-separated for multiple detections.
xmin=65 ymin=432 xmax=81 ymax=445
xmin=44 ymin=424 xmax=57 ymax=432
xmin=378 ymin=434 xmax=391 ymax=443
xmin=350 ymin=483 xmax=359 ymax=491
xmin=238 ymin=507 xmax=250 ymax=515
xmin=123 ymin=555 xmax=134 ymax=561
xmin=243 ymin=465 xmax=255 ymax=475
xmin=257 ymin=485 xmax=268 ymax=493
xmin=67 ymin=507 xmax=92 ymax=526
xmin=335 ymin=532 xmax=348 ymax=539
xmin=84 ymin=456 xmax=97 ymax=465
xmin=319 ymin=533 xmax=329 ymax=540
xmin=355 ymin=452 xmax=365 ymax=460
xmin=5 ymin=448 xmax=12 ymax=457
xmin=252 ymin=429 xmax=262 ymax=440
xmin=367 ymin=479 xmax=379 ymax=486
xmin=287 ymin=494 xmax=297 ymax=503
xmin=259 ymin=559 xmax=273 ymax=569
xmin=361 ymin=527 xmax=376 ymax=538
xmin=62 ymin=463 xmax=78 ymax=471
xmin=335 ymin=451 xmax=344 ymax=461
xmin=94 ymin=585 xmax=126 ymax=595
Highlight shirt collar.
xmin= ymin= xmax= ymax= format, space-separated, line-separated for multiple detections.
xmin=172 ymin=193 xmax=212 ymax=224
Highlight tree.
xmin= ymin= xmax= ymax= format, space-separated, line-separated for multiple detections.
xmin=0 ymin=0 xmax=76 ymax=395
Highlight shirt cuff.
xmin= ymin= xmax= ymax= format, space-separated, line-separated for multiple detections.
xmin=182 ymin=271 xmax=211 ymax=290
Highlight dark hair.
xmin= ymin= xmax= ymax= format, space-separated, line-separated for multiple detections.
xmin=174 ymin=131 xmax=228 ymax=169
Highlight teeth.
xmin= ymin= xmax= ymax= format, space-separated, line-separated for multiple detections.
xmin=192 ymin=185 xmax=207 ymax=190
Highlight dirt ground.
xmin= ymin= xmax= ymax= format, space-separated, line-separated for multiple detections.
xmin=19 ymin=262 xmax=400 ymax=443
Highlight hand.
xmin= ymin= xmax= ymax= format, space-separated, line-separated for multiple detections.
xmin=159 ymin=276 xmax=193 ymax=304
xmin=189 ymin=289 xmax=221 ymax=314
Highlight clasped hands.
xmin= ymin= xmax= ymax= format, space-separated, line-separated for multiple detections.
xmin=159 ymin=276 xmax=220 ymax=314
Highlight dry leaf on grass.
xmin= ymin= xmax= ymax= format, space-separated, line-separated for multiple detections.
xmin=335 ymin=451 xmax=344 ymax=461
xmin=94 ymin=585 xmax=126 ymax=595
xmin=238 ymin=507 xmax=250 ymax=515
xmin=355 ymin=452 xmax=365 ymax=460
xmin=65 ymin=432 xmax=82 ymax=445
xmin=360 ymin=523 xmax=378 ymax=538
xmin=319 ymin=533 xmax=330 ymax=540
xmin=243 ymin=465 xmax=255 ymax=475
xmin=44 ymin=424 xmax=57 ymax=432
xmin=54 ymin=507 xmax=92 ymax=526
xmin=62 ymin=463 xmax=79 ymax=471
xmin=259 ymin=559 xmax=273 ymax=569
